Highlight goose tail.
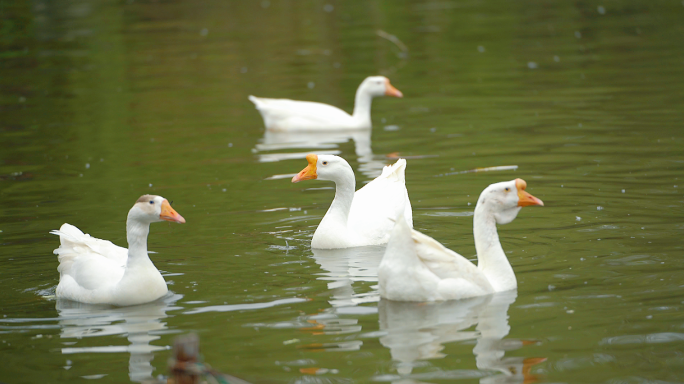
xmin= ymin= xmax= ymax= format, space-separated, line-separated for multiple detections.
xmin=380 ymin=158 xmax=407 ymax=182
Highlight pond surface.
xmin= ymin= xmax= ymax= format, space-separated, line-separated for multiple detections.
xmin=1 ymin=0 xmax=684 ymax=383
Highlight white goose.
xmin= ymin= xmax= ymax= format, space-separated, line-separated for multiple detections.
xmin=378 ymin=179 xmax=543 ymax=302
xmin=292 ymin=154 xmax=412 ymax=249
xmin=249 ymin=76 xmax=403 ymax=131
xmin=51 ymin=195 xmax=185 ymax=306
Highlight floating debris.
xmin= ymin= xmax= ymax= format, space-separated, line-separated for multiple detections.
xmin=386 ymin=152 xmax=438 ymax=160
xmin=264 ymin=173 xmax=298 ymax=181
xmin=376 ymin=30 xmax=408 ymax=58
xmin=436 ymin=165 xmax=518 ymax=177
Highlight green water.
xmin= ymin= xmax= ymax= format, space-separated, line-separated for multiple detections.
xmin=1 ymin=0 xmax=684 ymax=382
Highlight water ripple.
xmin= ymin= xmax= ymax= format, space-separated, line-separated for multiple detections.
xmin=183 ymin=297 xmax=307 ymax=314
xmin=600 ymin=333 xmax=684 ymax=345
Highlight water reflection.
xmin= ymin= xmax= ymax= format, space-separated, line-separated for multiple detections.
xmin=56 ymin=293 xmax=182 ymax=382
xmin=311 ymin=246 xmax=385 ymax=307
xmin=378 ymin=291 xmax=545 ymax=383
xmin=256 ymin=129 xmax=389 ymax=178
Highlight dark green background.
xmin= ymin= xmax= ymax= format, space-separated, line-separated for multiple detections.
xmin=1 ymin=0 xmax=683 ymax=383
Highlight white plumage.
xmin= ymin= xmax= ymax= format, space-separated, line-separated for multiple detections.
xmin=292 ymin=154 xmax=412 ymax=249
xmin=249 ymin=76 xmax=403 ymax=131
xmin=51 ymin=195 xmax=185 ymax=306
xmin=379 ymin=179 xmax=544 ymax=302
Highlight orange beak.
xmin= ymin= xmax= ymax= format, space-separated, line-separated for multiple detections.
xmin=292 ymin=154 xmax=318 ymax=183
xmin=385 ymin=78 xmax=403 ymax=98
xmin=160 ymin=200 xmax=186 ymax=223
xmin=516 ymin=178 xmax=544 ymax=207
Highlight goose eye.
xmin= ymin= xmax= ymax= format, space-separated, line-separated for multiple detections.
xmin=149 ymin=200 xmax=154 ymax=204
xmin=322 ymin=161 xmax=328 ymax=166
xmin=505 ymin=187 xmax=510 ymax=192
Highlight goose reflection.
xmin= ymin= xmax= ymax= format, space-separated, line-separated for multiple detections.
xmin=378 ymin=291 xmax=545 ymax=383
xmin=56 ymin=293 xmax=182 ymax=382
xmin=311 ymin=246 xmax=385 ymax=307
xmin=256 ymin=129 xmax=388 ymax=178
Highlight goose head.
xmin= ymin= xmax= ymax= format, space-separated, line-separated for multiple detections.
xmin=128 ymin=195 xmax=186 ymax=224
xmin=292 ymin=154 xmax=353 ymax=183
xmin=476 ymin=178 xmax=543 ymax=225
xmin=360 ymin=76 xmax=403 ymax=98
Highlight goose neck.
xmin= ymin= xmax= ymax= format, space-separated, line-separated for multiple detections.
xmin=126 ymin=216 xmax=152 ymax=267
xmin=352 ymin=85 xmax=373 ymax=125
xmin=473 ymin=206 xmax=516 ymax=292
xmin=326 ymin=171 xmax=356 ymax=223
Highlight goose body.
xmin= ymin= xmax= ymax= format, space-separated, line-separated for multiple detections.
xmin=379 ymin=179 xmax=543 ymax=302
xmin=249 ymin=76 xmax=403 ymax=131
xmin=51 ymin=195 xmax=185 ymax=306
xmin=292 ymin=154 xmax=412 ymax=249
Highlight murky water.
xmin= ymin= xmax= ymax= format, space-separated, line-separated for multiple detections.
xmin=2 ymin=0 xmax=684 ymax=383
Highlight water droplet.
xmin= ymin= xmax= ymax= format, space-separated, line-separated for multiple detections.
xmin=477 ymin=45 xmax=485 ymax=53
xmin=228 ymin=143 xmax=233 ymax=147
xmin=597 ymin=5 xmax=606 ymax=14
xmin=307 ymin=81 xmax=315 ymax=89
xmin=149 ymin=183 xmax=153 ymax=187
xmin=85 ymin=163 xmax=90 ymax=169
xmin=621 ymin=189 xmax=625 ymax=193
xmin=527 ymin=61 xmax=538 ymax=69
